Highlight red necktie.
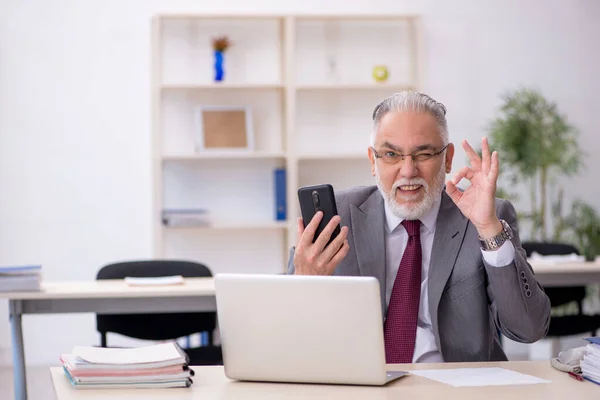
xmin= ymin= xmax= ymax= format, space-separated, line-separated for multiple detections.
xmin=384 ymin=219 xmax=422 ymax=363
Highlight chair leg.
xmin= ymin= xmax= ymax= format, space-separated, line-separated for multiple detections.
xmin=100 ymin=332 xmax=107 ymax=348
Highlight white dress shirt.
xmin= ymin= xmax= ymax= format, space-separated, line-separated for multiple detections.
xmin=383 ymin=196 xmax=516 ymax=363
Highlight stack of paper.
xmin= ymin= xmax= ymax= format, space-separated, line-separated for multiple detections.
xmin=529 ymin=252 xmax=585 ymax=264
xmin=0 ymin=265 xmax=41 ymax=292
xmin=581 ymin=337 xmax=600 ymax=385
xmin=60 ymin=342 xmax=194 ymax=389
xmin=124 ymin=275 xmax=185 ymax=286
xmin=161 ymin=208 xmax=211 ymax=227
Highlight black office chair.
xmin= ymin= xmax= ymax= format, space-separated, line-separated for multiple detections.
xmin=96 ymin=260 xmax=223 ymax=365
xmin=522 ymin=242 xmax=600 ymax=337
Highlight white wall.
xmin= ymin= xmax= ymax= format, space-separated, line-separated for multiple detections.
xmin=0 ymin=0 xmax=599 ymax=366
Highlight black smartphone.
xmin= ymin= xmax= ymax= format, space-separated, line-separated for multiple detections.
xmin=298 ymin=184 xmax=341 ymax=245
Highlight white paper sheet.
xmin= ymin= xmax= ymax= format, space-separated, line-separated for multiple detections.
xmin=124 ymin=275 xmax=184 ymax=286
xmin=410 ymin=367 xmax=551 ymax=387
xmin=72 ymin=342 xmax=185 ymax=365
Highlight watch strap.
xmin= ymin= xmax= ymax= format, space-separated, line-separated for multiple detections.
xmin=479 ymin=220 xmax=513 ymax=251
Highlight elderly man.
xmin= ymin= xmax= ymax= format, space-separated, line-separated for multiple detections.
xmin=287 ymin=91 xmax=550 ymax=363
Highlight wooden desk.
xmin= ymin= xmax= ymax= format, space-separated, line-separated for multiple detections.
xmin=49 ymin=361 xmax=597 ymax=399
xmin=0 ymin=278 xmax=215 ymax=400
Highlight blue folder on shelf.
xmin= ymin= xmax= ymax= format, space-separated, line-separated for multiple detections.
xmin=274 ymin=168 xmax=286 ymax=221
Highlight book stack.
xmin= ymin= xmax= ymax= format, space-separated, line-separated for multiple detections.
xmin=0 ymin=265 xmax=41 ymax=292
xmin=60 ymin=342 xmax=194 ymax=389
xmin=162 ymin=208 xmax=211 ymax=227
xmin=581 ymin=337 xmax=600 ymax=385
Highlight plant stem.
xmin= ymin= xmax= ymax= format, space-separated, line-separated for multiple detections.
xmin=540 ymin=167 xmax=548 ymax=241
xmin=552 ymin=186 xmax=564 ymax=241
xmin=530 ymin=176 xmax=538 ymax=240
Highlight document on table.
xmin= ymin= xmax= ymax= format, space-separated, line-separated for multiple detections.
xmin=410 ymin=368 xmax=551 ymax=387
xmin=71 ymin=342 xmax=187 ymax=366
xmin=124 ymin=275 xmax=184 ymax=286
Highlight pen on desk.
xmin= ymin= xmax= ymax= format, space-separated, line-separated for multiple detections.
xmin=568 ymin=371 xmax=584 ymax=381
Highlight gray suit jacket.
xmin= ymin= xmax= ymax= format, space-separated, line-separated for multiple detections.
xmin=287 ymin=186 xmax=551 ymax=362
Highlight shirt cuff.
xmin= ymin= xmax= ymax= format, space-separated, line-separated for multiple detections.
xmin=481 ymin=240 xmax=516 ymax=267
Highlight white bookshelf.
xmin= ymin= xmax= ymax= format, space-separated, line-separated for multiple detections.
xmin=297 ymin=152 xmax=367 ymax=160
xmin=162 ymin=83 xmax=284 ymax=89
xmin=162 ymin=152 xmax=286 ymax=161
xmin=152 ymin=14 xmax=423 ymax=275
xmin=296 ymin=84 xmax=415 ymax=90
xmin=165 ymin=221 xmax=288 ymax=230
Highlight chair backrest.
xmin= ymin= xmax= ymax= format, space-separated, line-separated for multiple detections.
xmin=96 ymin=260 xmax=216 ymax=342
xmin=521 ymin=241 xmax=587 ymax=308
xmin=96 ymin=260 xmax=213 ymax=280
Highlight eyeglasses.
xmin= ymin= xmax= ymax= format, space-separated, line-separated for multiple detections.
xmin=370 ymin=144 xmax=448 ymax=165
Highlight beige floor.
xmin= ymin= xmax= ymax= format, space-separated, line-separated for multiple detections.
xmin=0 ymin=366 xmax=57 ymax=400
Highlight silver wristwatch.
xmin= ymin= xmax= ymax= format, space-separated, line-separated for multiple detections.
xmin=479 ymin=219 xmax=513 ymax=251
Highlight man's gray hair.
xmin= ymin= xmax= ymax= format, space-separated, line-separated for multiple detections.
xmin=371 ymin=91 xmax=449 ymax=146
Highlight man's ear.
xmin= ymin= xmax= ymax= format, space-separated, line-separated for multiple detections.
xmin=368 ymin=147 xmax=376 ymax=177
xmin=445 ymin=143 xmax=455 ymax=173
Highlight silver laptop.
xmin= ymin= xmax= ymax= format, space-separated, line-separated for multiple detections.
xmin=214 ymin=273 xmax=408 ymax=386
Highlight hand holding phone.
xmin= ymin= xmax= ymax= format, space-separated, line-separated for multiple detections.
xmin=294 ymin=184 xmax=350 ymax=275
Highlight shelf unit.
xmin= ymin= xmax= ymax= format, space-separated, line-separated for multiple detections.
xmin=152 ymin=14 xmax=423 ymax=275
xmin=162 ymin=83 xmax=284 ymax=90
xmin=162 ymin=152 xmax=286 ymax=161
xmin=295 ymin=84 xmax=415 ymax=91
xmin=164 ymin=221 xmax=288 ymax=230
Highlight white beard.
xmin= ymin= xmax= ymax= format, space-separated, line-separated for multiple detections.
xmin=375 ymin=164 xmax=446 ymax=220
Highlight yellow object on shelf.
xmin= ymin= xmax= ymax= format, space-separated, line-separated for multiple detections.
xmin=372 ymin=65 xmax=390 ymax=83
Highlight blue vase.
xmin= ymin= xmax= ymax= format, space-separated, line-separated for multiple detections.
xmin=214 ymin=50 xmax=224 ymax=82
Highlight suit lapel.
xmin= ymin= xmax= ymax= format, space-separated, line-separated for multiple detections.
xmin=428 ymin=191 xmax=469 ymax=349
xmin=350 ymin=191 xmax=387 ymax=315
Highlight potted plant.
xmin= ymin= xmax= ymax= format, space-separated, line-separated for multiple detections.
xmin=486 ymin=87 xmax=583 ymax=241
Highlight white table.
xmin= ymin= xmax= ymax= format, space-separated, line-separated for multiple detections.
xmin=2 ymin=278 xmax=215 ymax=400
xmin=5 ymin=260 xmax=600 ymax=400
xmin=49 ymin=361 xmax=598 ymax=399
xmin=529 ymin=260 xmax=600 ymax=286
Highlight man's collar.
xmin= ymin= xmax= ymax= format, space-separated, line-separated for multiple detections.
xmin=384 ymin=193 xmax=442 ymax=234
